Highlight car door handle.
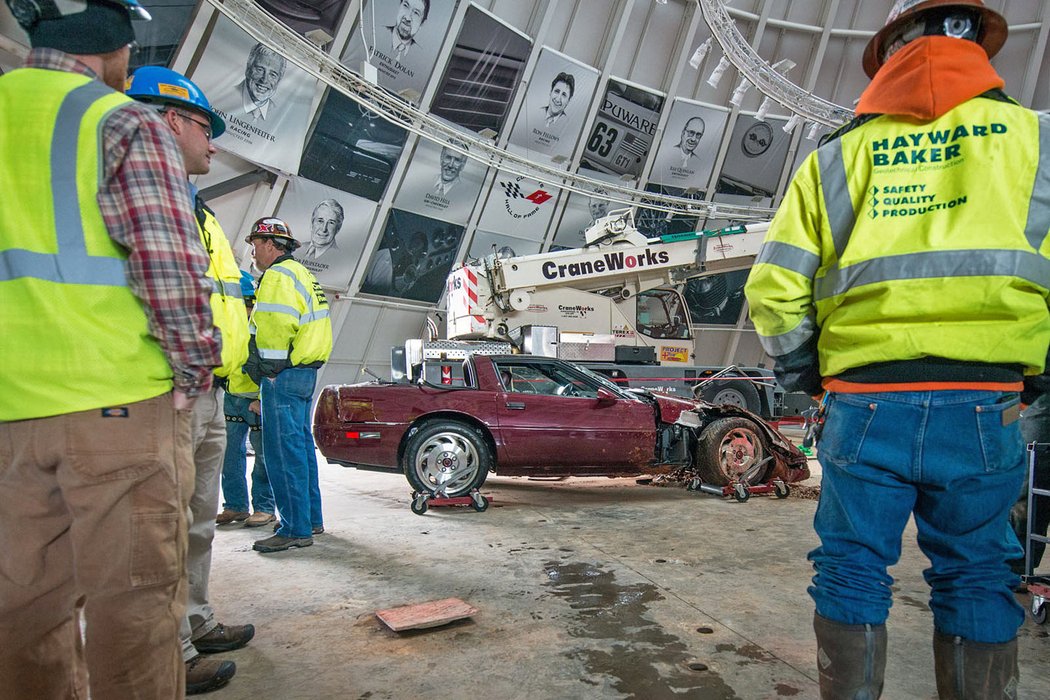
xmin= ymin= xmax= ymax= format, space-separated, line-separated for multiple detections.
xmin=505 ymin=401 xmax=526 ymax=410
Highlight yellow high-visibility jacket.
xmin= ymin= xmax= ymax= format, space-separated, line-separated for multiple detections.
xmin=745 ymin=92 xmax=1050 ymax=393
xmin=249 ymin=255 xmax=332 ymax=379
xmin=195 ymin=198 xmax=248 ymax=379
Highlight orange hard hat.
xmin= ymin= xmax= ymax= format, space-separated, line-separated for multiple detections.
xmin=862 ymin=0 xmax=1007 ymax=78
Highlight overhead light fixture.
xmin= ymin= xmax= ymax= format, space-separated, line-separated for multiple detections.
xmin=706 ymin=56 xmax=731 ymax=88
xmin=688 ymin=38 xmax=712 ymax=70
xmin=772 ymin=58 xmax=796 ymax=75
xmin=729 ymin=78 xmax=751 ymax=107
xmin=805 ymin=122 xmax=821 ymax=141
xmin=397 ymin=88 xmax=421 ymax=103
xmin=619 ymin=173 xmax=636 ymax=182
xmin=478 ymin=128 xmax=497 ymax=140
xmin=550 ymin=154 xmax=568 ymax=165
xmin=755 ymin=96 xmax=773 ymax=121
xmin=783 ymin=114 xmax=802 ymax=134
xmin=655 ymin=0 xmax=668 ymax=4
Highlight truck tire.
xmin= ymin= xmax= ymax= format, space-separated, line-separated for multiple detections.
xmin=696 ymin=378 xmax=761 ymax=414
xmin=402 ymin=420 xmax=491 ymax=497
xmin=694 ymin=417 xmax=769 ymax=486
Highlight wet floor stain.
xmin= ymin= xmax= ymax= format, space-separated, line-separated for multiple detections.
xmin=715 ymin=642 xmax=776 ymax=665
xmin=543 ymin=561 xmax=741 ymax=699
xmin=897 ymin=594 xmax=929 ymax=611
xmin=775 ymin=682 xmax=801 ymax=696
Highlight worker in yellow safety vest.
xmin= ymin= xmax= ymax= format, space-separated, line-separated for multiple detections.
xmin=0 ymin=1 xmax=222 ymax=697
xmin=744 ymin=1 xmax=1050 ymax=697
xmin=125 ymin=65 xmax=257 ymax=695
xmin=243 ymin=217 xmax=333 ymax=554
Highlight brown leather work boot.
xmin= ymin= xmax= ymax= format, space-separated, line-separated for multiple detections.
xmin=185 ymin=655 xmax=235 ymax=695
xmin=814 ymin=613 xmax=887 ymax=699
xmin=192 ymin=622 xmax=256 ymax=654
xmin=244 ymin=511 xmax=276 ymax=528
xmin=933 ymin=632 xmax=1018 ymax=699
xmin=215 ymin=509 xmax=249 ymax=525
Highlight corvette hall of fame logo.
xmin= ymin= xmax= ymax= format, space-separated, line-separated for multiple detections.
xmin=499 ymin=176 xmax=554 ymax=220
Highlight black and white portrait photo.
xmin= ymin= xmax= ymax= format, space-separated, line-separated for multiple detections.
xmin=341 ymin=0 xmax=457 ymax=101
xmin=190 ymin=16 xmax=319 ymax=173
xmin=507 ymin=48 xmax=599 ymax=167
xmin=393 ymin=128 xmax=486 ymax=224
xmin=275 ymin=178 xmax=378 ymax=290
xmin=549 ymin=168 xmax=620 ymax=250
xmin=359 ymin=209 xmax=465 ymax=303
xmin=649 ymin=99 xmax=727 ymax=190
xmin=466 ymin=230 xmax=540 ymax=262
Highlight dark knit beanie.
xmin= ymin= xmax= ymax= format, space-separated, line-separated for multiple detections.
xmin=16 ymin=0 xmax=135 ymax=55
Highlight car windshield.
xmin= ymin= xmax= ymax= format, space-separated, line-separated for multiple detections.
xmin=565 ymin=363 xmax=637 ymax=400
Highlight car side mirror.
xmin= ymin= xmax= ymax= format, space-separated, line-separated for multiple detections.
xmin=596 ymin=387 xmax=617 ymax=404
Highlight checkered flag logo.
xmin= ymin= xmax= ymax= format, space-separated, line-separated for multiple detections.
xmin=500 ymin=180 xmax=523 ymax=200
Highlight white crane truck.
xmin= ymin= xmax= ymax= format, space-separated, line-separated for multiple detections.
xmin=442 ymin=210 xmax=787 ymax=419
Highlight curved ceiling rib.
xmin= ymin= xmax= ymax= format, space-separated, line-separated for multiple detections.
xmin=695 ymin=0 xmax=855 ymax=127
xmin=204 ymin=0 xmax=776 ymax=221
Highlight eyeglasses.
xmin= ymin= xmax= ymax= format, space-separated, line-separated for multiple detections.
xmin=175 ymin=112 xmax=213 ymax=140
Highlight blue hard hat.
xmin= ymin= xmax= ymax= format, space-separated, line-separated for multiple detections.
xmin=239 ymin=270 xmax=256 ymax=298
xmin=126 ymin=66 xmax=226 ymax=139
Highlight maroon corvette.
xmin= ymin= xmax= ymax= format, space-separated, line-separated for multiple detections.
xmin=313 ymin=353 xmax=809 ymax=498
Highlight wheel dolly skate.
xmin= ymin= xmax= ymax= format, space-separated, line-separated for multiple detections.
xmin=685 ymin=456 xmax=790 ymax=502
xmin=410 ymin=487 xmax=490 ymax=515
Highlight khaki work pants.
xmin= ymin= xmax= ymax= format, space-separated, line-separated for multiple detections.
xmin=0 ymin=393 xmax=193 ymax=699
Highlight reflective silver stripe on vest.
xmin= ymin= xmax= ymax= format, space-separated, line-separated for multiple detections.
xmin=0 ymin=81 xmax=127 ymax=285
xmin=300 ymin=309 xmax=330 ymax=324
xmin=1024 ymin=112 xmax=1050 ymax=251
xmin=815 ymin=248 xmax=1050 ymax=300
xmin=213 ymin=279 xmax=244 ymax=298
xmin=758 ymin=315 xmax=817 ymax=357
xmin=756 ymin=240 xmax=821 ymax=279
xmin=258 ymin=348 xmax=289 ymax=360
xmin=255 ymin=302 xmax=299 ymax=317
xmin=271 ymin=264 xmax=314 ymax=312
xmin=818 ymin=139 xmax=855 ymax=260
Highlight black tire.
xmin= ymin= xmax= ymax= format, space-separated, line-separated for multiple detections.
xmin=1033 ymin=604 xmax=1047 ymax=625
xmin=410 ymin=496 xmax=428 ymax=515
xmin=402 ymin=420 xmax=492 ymax=497
xmin=774 ymin=480 xmax=790 ymax=499
xmin=733 ymin=482 xmax=750 ymax=503
xmin=694 ymin=417 xmax=769 ymax=486
xmin=696 ymin=378 xmax=761 ymax=414
xmin=471 ymin=492 xmax=489 ymax=512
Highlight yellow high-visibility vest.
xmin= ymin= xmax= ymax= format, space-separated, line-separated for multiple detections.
xmin=251 ymin=258 xmax=332 ymax=367
xmin=197 ymin=202 xmax=248 ymax=378
xmin=0 ymin=69 xmax=172 ymax=420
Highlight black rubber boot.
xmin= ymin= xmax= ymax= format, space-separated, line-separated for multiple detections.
xmin=814 ymin=613 xmax=887 ymax=699
xmin=933 ymin=632 xmax=1018 ymax=699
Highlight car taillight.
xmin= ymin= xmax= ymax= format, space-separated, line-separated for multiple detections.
xmin=345 ymin=431 xmax=380 ymax=439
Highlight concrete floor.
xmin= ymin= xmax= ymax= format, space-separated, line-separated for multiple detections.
xmin=204 ymin=454 xmax=1050 ymax=700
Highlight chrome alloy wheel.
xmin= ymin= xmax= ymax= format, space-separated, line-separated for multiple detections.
xmin=717 ymin=426 xmax=762 ymax=481
xmin=412 ymin=431 xmax=482 ymax=495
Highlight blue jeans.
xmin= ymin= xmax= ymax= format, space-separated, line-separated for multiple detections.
xmin=220 ymin=393 xmax=274 ymax=514
xmin=810 ymin=390 xmax=1025 ymax=643
xmin=261 ymin=367 xmax=323 ymax=538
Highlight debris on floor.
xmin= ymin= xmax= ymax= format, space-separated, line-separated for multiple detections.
xmin=375 ymin=597 xmax=478 ymax=632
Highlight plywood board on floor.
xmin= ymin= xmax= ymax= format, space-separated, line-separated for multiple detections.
xmin=375 ymin=597 xmax=478 ymax=631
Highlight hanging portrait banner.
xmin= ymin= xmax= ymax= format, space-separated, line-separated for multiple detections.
xmin=341 ymin=0 xmax=458 ymax=101
xmin=393 ymin=126 xmax=487 ymax=224
xmin=430 ymin=5 xmax=532 ymax=134
xmin=580 ymin=78 xmax=665 ymax=178
xmin=274 ymin=178 xmax=378 ymax=291
xmin=359 ymin=209 xmax=466 ymax=304
xmin=549 ymin=167 xmax=623 ymax=250
xmin=465 ymin=230 xmax=541 ymax=262
xmin=254 ymin=0 xmax=351 ymax=38
xmin=189 ymin=15 xmax=319 ymax=174
xmin=299 ymin=89 xmax=408 ymax=201
xmin=716 ymin=114 xmax=792 ymax=199
xmin=649 ymin=99 xmax=728 ymax=191
xmin=507 ymin=47 xmax=600 ymax=167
